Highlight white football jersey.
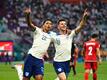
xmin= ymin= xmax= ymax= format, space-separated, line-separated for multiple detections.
xmin=28 ymin=27 xmax=51 ymax=59
xmin=51 ymin=30 xmax=76 ymax=62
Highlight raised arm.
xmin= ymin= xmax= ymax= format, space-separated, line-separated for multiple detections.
xmin=75 ymin=9 xmax=90 ymax=34
xmin=24 ymin=8 xmax=36 ymax=31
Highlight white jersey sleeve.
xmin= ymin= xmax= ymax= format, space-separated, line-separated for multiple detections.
xmin=33 ymin=27 xmax=41 ymax=34
xmin=69 ymin=30 xmax=76 ymax=38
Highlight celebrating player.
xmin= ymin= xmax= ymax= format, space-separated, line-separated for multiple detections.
xmin=82 ymin=33 xmax=101 ymax=80
xmin=23 ymin=8 xmax=53 ymax=80
xmin=53 ymin=9 xmax=90 ymax=80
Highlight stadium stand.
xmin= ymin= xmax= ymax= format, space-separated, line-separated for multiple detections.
xmin=0 ymin=0 xmax=107 ymax=61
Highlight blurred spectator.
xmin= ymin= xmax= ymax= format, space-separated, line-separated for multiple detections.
xmin=0 ymin=0 xmax=107 ymax=61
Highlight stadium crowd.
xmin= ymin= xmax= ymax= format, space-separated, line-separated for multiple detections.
xmin=0 ymin=0 xmax=107 ymax=61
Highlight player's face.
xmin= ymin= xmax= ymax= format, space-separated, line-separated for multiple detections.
xmin=43 ymin=20 xmax=53 ymax=31
xmin=58 ymin=21 xmax=67 ymax=31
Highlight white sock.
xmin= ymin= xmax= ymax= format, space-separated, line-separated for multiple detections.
xmin=54 ymin=77 xmax=59 ymax=80
xmin=14 ymin=64 xmax=23 ymax=80
xmin=90 ymin=69 xmax=93 ymax=74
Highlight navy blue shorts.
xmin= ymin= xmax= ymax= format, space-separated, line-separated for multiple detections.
xmin=53 ymin=60 xmax=71 ymax=76
xmin=23 ymin=54 xmax=44 ymax=78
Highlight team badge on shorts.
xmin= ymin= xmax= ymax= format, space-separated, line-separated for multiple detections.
xmin=58 ymin=68 xmax=62 ymax=72
xmin=25 ymin=72 xmax=29 ymax=76
xmin=41 ymin=67 xmax=44 ymax=72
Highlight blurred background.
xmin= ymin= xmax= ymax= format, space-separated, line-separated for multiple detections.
xmin=0 ymin=0 xmax=107 ymax=63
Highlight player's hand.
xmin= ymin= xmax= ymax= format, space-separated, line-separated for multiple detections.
xmin=70 ymin=61 xmax=73 ymax=67
xmin=24 ymin=8 xmax=31 ymax=14
xmin=83 ymin=9 xmax=90 ymax=20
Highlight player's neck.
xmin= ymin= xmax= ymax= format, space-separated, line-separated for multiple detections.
xmin=59 ymin=29 xmax=67 ymax=35
xmin=90 ymin=38 xmax=96 ymax=41
xmin=42 ymin=28 xmax=48 ymax=33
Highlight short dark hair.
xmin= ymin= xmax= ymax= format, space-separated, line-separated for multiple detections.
xmin=57 ymin=19 xmax=68 ymax=24
xmin=91 ymin=33 xmax=98 ymax=38
xmin=42 ymin=19 xmax=52 ymax=25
